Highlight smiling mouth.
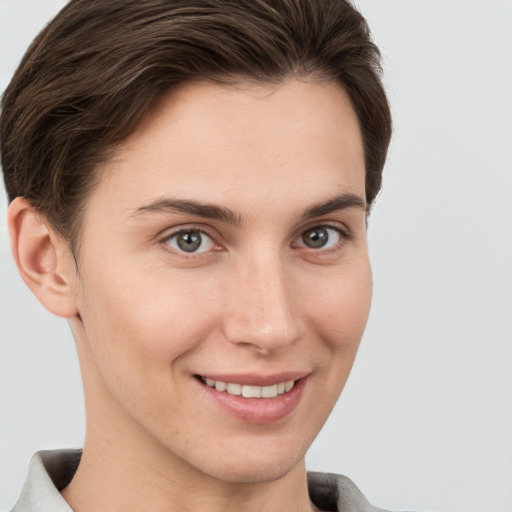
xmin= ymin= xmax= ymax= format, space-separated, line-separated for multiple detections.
xmin=197 ymin=376 xmax=296 ymax=398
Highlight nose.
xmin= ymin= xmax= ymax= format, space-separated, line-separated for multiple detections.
xmin=223 ymin=250 xmax=303 ymax=355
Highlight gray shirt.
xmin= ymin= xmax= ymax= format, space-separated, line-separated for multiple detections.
xmin=11 ymin=450 xmax=391 ymax=512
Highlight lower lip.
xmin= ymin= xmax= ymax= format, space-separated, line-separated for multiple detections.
xmin=196 ymin=377 xmax=308 ymax=424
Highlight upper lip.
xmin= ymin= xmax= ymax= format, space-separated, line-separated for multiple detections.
xmin=195 ymin=371 xmax=310 ymax=387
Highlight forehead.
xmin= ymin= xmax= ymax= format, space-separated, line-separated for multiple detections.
xmin=87 ymin=79 xmax=365 ymax=222
xmin=125 ymin=78 xmax=363 ymax=165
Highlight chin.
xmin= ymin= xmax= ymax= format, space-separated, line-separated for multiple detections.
xmin=184 ymin=434 xmax=312 ymax=485
xmin=203 ymin=456 xmax=301 ymax=484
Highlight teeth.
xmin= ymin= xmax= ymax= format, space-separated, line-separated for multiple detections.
xmin=242 ymin=385 xmax=261 ymax=398
xmin=215 ymin=381 xmax=227 ymax=392
xmin=261 ymin=384 xmax=278 ymax=398
xmin=226 ymin=383 xmax=242 ymax=395
xmin=201 ymin=377 xmax=296 ymax=398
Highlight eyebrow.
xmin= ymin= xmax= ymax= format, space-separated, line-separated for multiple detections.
xmin=300 ymin=193 xmax=367 ymax=220
xmin=131 ymin=198 xmax=242 ymax=225
xmin=131 ymin=192 xmax=366 ymax=224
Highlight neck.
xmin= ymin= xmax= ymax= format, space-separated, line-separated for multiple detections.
xmin=62 ymin=433 xmax=313 ymax=512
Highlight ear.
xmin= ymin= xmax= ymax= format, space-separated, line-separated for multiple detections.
xmin=8 ymin=197 xmax=79 ymax=318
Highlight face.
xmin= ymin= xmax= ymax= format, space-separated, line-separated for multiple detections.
xmin=68 ymin=79 xmax=371 ymax=484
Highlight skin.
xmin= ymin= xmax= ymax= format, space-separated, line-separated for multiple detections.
xmin=9 ymin=78 xmax=371 ymax=512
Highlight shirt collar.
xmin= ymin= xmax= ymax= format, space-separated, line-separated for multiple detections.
xmin=12 ymin=450 xmax=79 ymax=512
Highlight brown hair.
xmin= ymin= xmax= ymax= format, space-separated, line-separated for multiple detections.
xmin=1 ymin=0 xmax=392 ymax=251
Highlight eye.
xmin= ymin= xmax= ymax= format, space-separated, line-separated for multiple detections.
xmin=297 ymin=226 xmax=343 ymax=250
xmin=164 ymin=229 xmax=216 ymax=253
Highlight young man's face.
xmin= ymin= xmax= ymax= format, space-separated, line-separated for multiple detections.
xmin=68 ymin=79 xmax=371 ymax=483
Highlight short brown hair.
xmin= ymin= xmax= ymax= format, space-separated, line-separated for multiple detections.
xmin=1 ymin=0 xmax=392 ymax=250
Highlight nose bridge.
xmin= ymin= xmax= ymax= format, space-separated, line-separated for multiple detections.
xmin=224 ymin=247 xmax=301 ymax=352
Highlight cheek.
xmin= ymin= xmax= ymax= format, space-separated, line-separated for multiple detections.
xmin=306 ymin=261 xmax=372 ymax=352
xmin=303 ymin=262 xmax=372 ymax=423
xmin=74 ymin=269 xmax=220 ymax=430
xmin=76 ymin=262 xmax=219 ymax=385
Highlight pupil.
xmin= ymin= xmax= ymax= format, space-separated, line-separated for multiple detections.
xmin=303 ymin=228 xmax=328 ymax=248
xmin=177 ymin=231 xmax=201 ymax=252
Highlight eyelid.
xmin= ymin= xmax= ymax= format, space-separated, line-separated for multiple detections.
xmin=159 ymin=222 xmax=218 ymax=241
xmin=297 ymin=221 xmax=352 ymax=240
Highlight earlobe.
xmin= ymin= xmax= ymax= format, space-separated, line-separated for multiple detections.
xmin=8 ymin=197 xmax=79 ymax=318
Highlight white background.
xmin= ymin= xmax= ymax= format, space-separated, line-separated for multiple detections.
xmin=1 ymin=1 xmax=511 ymax=511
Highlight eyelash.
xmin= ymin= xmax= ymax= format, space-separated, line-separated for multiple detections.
xmin=159 ymin=223 xmax=352 ymax=258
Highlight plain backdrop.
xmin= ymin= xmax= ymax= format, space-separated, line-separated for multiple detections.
xmin=1 ymin=1 xmax=511 ymax=511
